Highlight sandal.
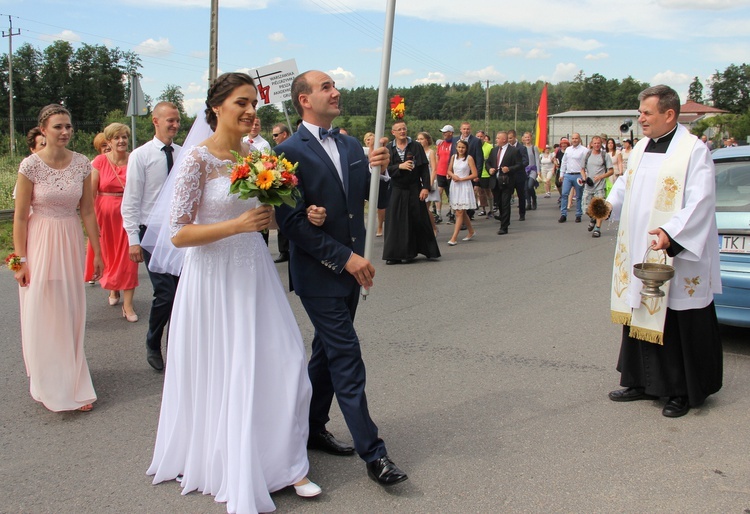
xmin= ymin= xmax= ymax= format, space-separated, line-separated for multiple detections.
xmin=592 ymin=228 xmax=601 ymax=238
xmin=78 ymin=403 xmax=94 ymax=412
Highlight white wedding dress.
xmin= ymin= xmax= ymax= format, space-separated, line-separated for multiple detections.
xmin=147 ymin=146 xmax=312 ymax=514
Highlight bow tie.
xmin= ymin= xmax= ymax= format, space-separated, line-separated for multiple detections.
xmin=319 ymin=127 xmax=341 ymax=141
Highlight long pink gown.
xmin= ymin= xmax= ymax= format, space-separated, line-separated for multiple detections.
xmin=17 ymin=152 xmax=97 ymax=411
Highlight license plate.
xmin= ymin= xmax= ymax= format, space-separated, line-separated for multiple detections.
xmin=720 ymin=234 xmax=750 ymax=254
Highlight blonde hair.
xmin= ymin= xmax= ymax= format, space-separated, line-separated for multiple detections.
xmin=103 ymin=122 xmax=131 ymax=141
xmin=93 ymin=132 xmax=109 ymax=153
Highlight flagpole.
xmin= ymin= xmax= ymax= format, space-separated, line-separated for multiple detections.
xmin=362 ymin=0 xmax=396 ymax=300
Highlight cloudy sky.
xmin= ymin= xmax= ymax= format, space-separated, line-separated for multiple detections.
xmin=4 ymin=0 xmax=750 ymax=115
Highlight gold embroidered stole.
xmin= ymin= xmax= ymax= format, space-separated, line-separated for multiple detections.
xmin=610 ymin=131 xmax=695 ymax=344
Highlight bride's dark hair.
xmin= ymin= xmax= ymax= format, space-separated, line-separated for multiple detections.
xmin=204 ymin=73 xmax=256 ymax=131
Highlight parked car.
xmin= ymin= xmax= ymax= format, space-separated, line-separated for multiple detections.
xmin=712 ymin=146 xmax=750 ymax=327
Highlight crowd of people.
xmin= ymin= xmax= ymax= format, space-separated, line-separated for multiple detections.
xmin=9 ymin=78 xmax=725 ymax=514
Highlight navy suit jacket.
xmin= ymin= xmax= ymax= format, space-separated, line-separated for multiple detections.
xmin=275 ymin=124 xmax=381 ymax=297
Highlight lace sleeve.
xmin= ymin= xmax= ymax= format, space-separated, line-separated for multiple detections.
xmin=18 ymin=155 xmax=38 ymax=183
xmin=169 ymin=149 xmax=206 ymax=238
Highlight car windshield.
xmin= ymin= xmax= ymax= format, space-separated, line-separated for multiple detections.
xmin=714 ymin=158 xmax=750 ymax=212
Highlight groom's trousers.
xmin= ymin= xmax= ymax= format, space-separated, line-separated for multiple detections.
xmin=299 ymin=289 xmax=387 ymax=463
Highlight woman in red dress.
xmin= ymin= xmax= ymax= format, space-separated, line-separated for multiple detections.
xmin=91 ymin=123 xmax=139 ymax=321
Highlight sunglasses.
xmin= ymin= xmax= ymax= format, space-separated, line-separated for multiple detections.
xmin=272 ymin=133 xmax=282 ymax=138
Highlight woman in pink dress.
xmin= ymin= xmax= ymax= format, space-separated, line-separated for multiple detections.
xmin=13 ymin=104 xmax=103 ymax=413
xmin=85 ymin=132 xmax=110 ymax=285
xmin=91 ymin=123 xmax=139 ymax=322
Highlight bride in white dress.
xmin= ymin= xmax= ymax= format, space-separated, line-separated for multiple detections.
xmin=146 ymin=73 xmax=323 ymax=514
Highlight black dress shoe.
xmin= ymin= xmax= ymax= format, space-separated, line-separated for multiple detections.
xmin=366 ymin=455 xmax=408 ymax=486
xmin=385 ymin=259 xmax=400 ymax=265
xmin=497 ymin=228 xmax=508 ymax=235
xmin=575 ymin=216 xmax=582 ymax=223
xmin=519 ymin=215 xmax=525 ymax=221
xmin=663 ymin=396 xmax=690 ymax=418
xmin=558 ymin=215 xmax=566 ymax=223
xmin=307 ymin=430 xmax=355 ymax=456
xmin=273 ymin=252 xmax=289 ymax=263
xmin=608 ymin=387 xmax=654 ymax=402
xmin=147 ymin=350 xmax=164 ymax=371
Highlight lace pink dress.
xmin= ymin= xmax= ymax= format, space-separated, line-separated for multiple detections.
xmin=147 ymin=146 xmax=312 ymax=514
xmin=17 ymin=152 xmax=97 ymax=411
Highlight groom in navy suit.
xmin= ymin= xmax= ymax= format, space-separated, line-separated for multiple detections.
xmin=275 ymin=70 xmax=408 ymax=486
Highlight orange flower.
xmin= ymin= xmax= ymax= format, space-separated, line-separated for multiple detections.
xmin=256 ymin=169 xmax=275 ymax=190
xmin=231 ymin=164 xmax=250 ymax=183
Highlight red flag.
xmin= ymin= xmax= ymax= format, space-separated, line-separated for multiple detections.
xmin=534 ymin=84 xmax=548 ymax=150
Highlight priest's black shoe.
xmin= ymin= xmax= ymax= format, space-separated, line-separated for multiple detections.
xmin=385 ymin=259 xmax=400 ymax=265
xmin=147 ymin=349 xmax=164 ymax=371
xmin=608 ymin=387 xmax=654 ymax=402
xmin=366 ymin=455 xmax=408 ymax=486
xmin=519 ymin=215 xmax=525 ymax=221
xmin=307 ymin=430 xmax=355 ymax=456
xmin=497 ymin=228 xmax=508 ymax=235
xmin=662 ymin=396 xmax=690 ymax=418
xmin=274 ymin=251 xmax=289 ymax=263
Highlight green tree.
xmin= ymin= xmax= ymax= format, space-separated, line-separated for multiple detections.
xmin=687 ymin=76 xmax=703 ymax=103
xmin=158 ymin=84 xmax=185 ymax=115
xmin=613 ymin=76 xmax=650 ymax=109
xmin=710 ymin=63 xmax=750 ymax=114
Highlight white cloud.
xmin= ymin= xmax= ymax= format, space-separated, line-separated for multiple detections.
xmin=554 ymin=36 xmax=602 ymax=52
xmin=464 ymin=65 xmax=504 ymax=81
xmin=135 ymin=38 xmax=173 ymax=57
xmin=501 ymin=47 xmax=524 ymax=57
xmin=651 ymin=70 xmax=691 ymax=86
xmin=268 ymin=32 xmax=286 ymax=43
xmin=413 ymin=72 xmax=447 ymax=85
xmin=551 ymin=63 xmax=579 ymax=83
xmin=328 ymin=67 xmax=356 ymax=88
xmin=40 ymin=30 xmax=81 ymax=43
xmin=184 ymin=97 xmax=207 ymax=117
xmin=526 ymin=48 xmax=550 ymax=59
xmin=394 ymin=68 xmax=414 ymax=77
xmin=656 ymin=0 xmax=748 ymax=9
xmin=268 ymin=57 xmax=284 ymax=64
xmin=186 ymin=82 xmax=205 ymax=95
xmin=585 ymin=52 xmax=609 ymax=60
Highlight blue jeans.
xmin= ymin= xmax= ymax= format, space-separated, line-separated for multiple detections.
xmin=561 ymin=173 xmax=583 ymax=218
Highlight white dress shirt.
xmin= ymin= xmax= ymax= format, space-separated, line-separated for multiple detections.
xmin=559 ymin=143 xmax=589 ymax=175
xmin=242 ymin=134 xmax=271 ymax=152
xmin=121 ymin=136 xmax=182 ymax=246
xmin=302 ymin=120 xmax=344 ymax=184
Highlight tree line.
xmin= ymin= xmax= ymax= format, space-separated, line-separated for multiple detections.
xmin=0 ymin=39 xmax=747 ymax=150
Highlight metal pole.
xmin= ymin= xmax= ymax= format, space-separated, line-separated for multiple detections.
xmin=130 ymin=74 xmax=137 ymax=150
xmin=484 ymin=80 xmax=490 ymax=134
xmin=362 ymin=0 xmax=396 ymax=299
xmin=208 ymin=0 xmax=219 ymax=85
xmin=3 ymin=16 xmax=20 ymax=157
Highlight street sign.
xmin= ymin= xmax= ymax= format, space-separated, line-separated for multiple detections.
xmin=246 ymin=59 xmax=298 ymax=106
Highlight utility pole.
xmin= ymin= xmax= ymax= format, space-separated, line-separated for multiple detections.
xmin=208 ymin=0 xmax=218 ymax=86
xmin=3 ymin=15 xmax=20 ymax=157
xmin=484 ymin=80 xmax=491 ymax=134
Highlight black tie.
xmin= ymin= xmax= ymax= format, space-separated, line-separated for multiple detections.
xmin=162 ymin=145 xmax=174 ymax=174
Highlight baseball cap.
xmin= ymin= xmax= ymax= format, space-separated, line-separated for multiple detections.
xmin=440 ymin=125 xmax=455 ymax=133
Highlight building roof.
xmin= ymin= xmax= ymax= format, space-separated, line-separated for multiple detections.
xmin=549 ymin=110 xmax=638 ymax=118
xmin=680 ymin=100 xmax=728 ymax=114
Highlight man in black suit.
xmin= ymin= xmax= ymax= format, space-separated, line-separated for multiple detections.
xmin=275 ymin=70 xmax=408 ymax=486
xmin=487 ymin=131 xmax=524 ymax=234
xmin=507 ymin=129 xmax=529 ymax=220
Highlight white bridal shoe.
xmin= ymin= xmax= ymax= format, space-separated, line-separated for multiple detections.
xmin=294 ymin=479 xmax=322 ymax=498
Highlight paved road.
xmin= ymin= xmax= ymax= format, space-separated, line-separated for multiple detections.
xmin=1 ymin=197 xmax=749 ymax=513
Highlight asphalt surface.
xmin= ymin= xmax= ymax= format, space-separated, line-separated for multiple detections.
xmin=1 ymin=196 xmax=749 ymax=514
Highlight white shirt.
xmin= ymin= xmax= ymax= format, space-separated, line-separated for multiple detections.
xmin=242 ymin=134 xmax=271 ymax=152
xmin=121 ymin=136 xmax=182 ymax=246
xmin=559 ymin=143 xmax=589 ymax=175
xmin=302 ymin=120 xmax=344 ymax=185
